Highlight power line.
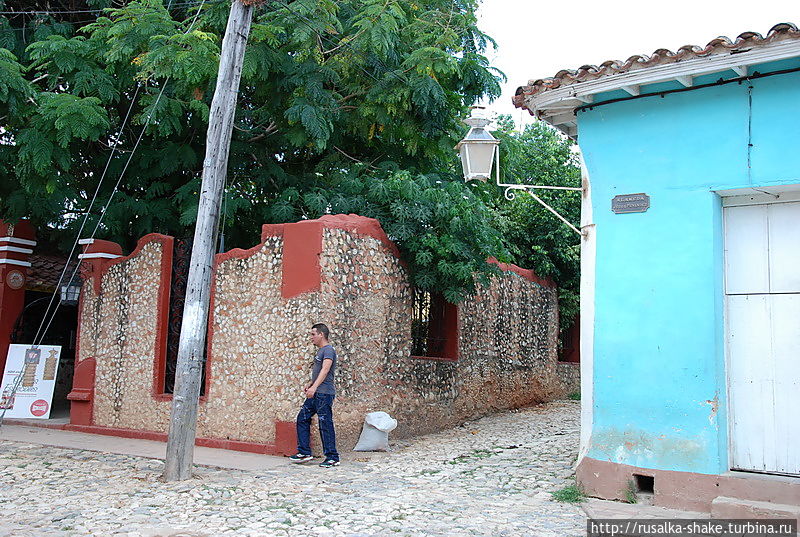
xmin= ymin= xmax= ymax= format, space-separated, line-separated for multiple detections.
xmin=1 ymin=0 xmax=471 ymax=424
xmin=32 ymin=0 xmax=211 ymax=349
xmin=27 ymin=84 xmax=143 ymax=350
xmin=0 ymin=8 xmax=111 ymax=14
xmin=10 ymin=0 xmax=213 ymax=357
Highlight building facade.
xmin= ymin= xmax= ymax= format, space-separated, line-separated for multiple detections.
xmin=515 ymin=24 xmax=800 ymax=515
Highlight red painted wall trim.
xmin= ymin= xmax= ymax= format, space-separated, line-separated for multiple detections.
xmin=83 ymin=239 xmax=122 ymax=256
xmin=560 ymin=314 xmax=580 ymax=363
xmin=80 ymin=233 xmax=175 ymax=402
xmin=410 ymin=354 xmax=458 ymax=363
xmin=0 ymin=219 xmax=36 ymax=240
xmin=72 ymin=234 xmax=177 ymax=429
xmin=96 ymin=233 xmax=171 ymax=279
xmin=443 ymin=301 xmax=459 ymax=360
xmin=316 ymin=214 xmax=402 ymax=259
xmin=262 ymin=215 xmax=402 ymax=260
xmin=0 ymin=219 xmax=35 ymax=374
xmin=71 ymin=270 xmax=89 ymax=422
xmin=67 ymin=357 xmax=96 ymax=425
xmin=261 ymin=214 xmax=406 ymax=300
xmin=411 ymin=295 xmax=459 ymax=362
xmin=487 ymin=257 xmax=555 ymax=288
xmin=205 ymin=264 xmax=219 ymax=400
xmin=280 ymin=221 xmax=323 ymax=299
xmin=149 ymin=235 xmax=174 ymax=401
xmin=260 ymin=223 xmax=284 ymax=242
xmin=62 ymin=421 xmax=295 ymax=456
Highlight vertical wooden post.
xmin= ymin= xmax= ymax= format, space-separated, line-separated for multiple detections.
xmin=163 ymin=0 xmax=254 ymax=482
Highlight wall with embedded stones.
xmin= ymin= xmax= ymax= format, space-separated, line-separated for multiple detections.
xmin=73 ymin=235 xmax=174 ymax=434
xmin=73 ymin=215 xmax=578 ymax=453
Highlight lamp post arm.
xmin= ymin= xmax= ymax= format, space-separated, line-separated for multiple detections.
xmin=499 ymin=183 xmax=583 ymax=200
xmin=493 ymin=152 xmax=583 ymax=236
xmin=527 ymin=191 xmax=584 ymax=236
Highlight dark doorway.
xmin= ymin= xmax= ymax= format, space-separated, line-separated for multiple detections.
xmin=164 ymin=238 xmax=207 ymax=396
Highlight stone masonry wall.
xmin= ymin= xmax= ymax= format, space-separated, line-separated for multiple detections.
xmin=75 ymin=215 xmax=578 ymax=451
xmin=204 ymin=235 xmax=318 ymax=444
xmin=77 ymin=238 xmax=170 ymax=431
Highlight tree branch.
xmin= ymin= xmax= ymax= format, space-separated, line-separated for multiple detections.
xmin=333 ymin=145 xmax=378 ymax=169
xmin=246 ymin=121 xmax=278 ymax=143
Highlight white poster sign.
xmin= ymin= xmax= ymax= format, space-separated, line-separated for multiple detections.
xmin=1 ymin=344 xmax=62 ymax=419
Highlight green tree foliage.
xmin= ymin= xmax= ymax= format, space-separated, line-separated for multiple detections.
xmin=280 ymin=169 xmax=506 ymax=302
xmin=0 ymin=0 xmax=509 ymax=300
xmin=490 ymin=115 xmax=582 ymax=329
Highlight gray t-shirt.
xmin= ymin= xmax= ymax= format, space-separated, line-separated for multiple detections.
xmin=311 ymin=345 xmax=336 ymax=395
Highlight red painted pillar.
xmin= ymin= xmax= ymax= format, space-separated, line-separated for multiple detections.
xmin=0 ymin=220 xmax=36 ymax=374
xmin=68 ymin=238 xmax=122 ymax=426
xmin=74 ymin=238 xmax=123 ymax=296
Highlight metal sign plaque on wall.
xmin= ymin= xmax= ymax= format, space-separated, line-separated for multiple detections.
xmin=612 ymin=193 xmax=650 ymax=214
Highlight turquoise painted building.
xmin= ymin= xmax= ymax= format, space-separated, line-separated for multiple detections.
xmin=515 ymin=24 xmax=800 ymax=514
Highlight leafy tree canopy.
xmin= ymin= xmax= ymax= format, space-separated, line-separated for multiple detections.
xmin=0 ymin=0 xmax=579 ymax=311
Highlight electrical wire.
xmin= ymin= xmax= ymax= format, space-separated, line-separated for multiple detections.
xmin=27 ymin=85 xmax=142 ymax=351
xmin=31 ymin=0 xmax=210 ymax=348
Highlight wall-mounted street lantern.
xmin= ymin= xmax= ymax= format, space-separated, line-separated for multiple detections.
xmin=60 ymin=282 xmax=81 ymax=306
xmin=454 ymin=113 xmax=500 ymax=183
xmin=456 ymin=108 xmax=584 ymax=236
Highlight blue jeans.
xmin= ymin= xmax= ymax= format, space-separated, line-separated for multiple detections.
xmin=296 ymin=393 xmax=339 ymax=462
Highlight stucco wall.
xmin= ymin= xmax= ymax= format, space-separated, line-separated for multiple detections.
xmin=577 ymin=60 xmax=800 ymax=475
xmin=76 ymin=215 xmax=574 ymax=451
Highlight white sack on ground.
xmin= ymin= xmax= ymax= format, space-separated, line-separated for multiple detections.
xmin=353 ymin=411 xmax=398 ymax=452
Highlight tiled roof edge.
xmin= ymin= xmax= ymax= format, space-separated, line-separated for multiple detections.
xmin=513 ymin=23 xmax=800 ymax=106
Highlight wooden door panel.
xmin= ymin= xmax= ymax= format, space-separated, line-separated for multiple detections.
xmin=768 ymin=202 xmax=800 ymax=294
xmin=724 ymin=205 xmax=769 ymax=295
xmin=770 ymin=294 xmax=800 ymax=474
xmin=727 ymin=294 xmax=776 ymax=472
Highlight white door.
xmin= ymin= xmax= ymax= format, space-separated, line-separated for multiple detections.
xmin=725 ymin=201 xmax=800 ymax=475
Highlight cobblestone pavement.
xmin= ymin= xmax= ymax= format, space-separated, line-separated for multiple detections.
xmin=0 ymin=400 xmax=584 ymax=537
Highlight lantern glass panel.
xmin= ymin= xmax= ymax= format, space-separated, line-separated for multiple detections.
xmin=459 ymin=144 xmax=471 ymax=179
xmin=463 ymin=142 xmax=495 ymax=181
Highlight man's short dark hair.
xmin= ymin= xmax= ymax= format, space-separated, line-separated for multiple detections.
xmin=312 ymin=323 xmax=329 ymax=339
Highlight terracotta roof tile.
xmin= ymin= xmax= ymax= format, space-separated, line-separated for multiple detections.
xmin=513 ymin=23 xmax=800 ymax=107
xmin=27 ymin=254 xmax=78 ymax=293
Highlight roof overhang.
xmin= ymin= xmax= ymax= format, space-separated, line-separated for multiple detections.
xmin=519 ymin=38 xmax=800 ymax=140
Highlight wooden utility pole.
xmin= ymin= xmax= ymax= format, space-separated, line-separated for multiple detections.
xmin=163 ymin=0 xmax=254 ymax=482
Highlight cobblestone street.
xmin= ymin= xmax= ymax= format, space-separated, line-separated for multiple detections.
xmin=0 ymin=400 xmax=584 ymax=537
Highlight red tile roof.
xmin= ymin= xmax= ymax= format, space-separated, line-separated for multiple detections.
xmin=27 ymin=254 xmax=78 ymax=293
xmin=513 ymin=23 xmax=800 ymax=106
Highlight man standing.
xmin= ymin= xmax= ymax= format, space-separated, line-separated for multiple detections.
xmin=289 ymin=323 xmax=340 ymax=467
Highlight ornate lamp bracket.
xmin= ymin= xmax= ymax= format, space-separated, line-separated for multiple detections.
xmin=496 ymin=173 xmax=585 ymax=237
